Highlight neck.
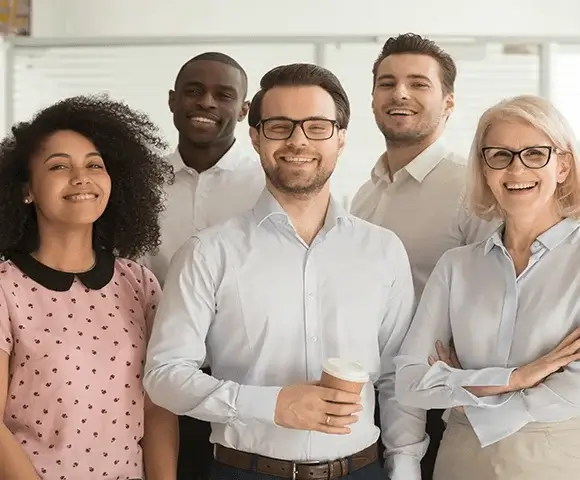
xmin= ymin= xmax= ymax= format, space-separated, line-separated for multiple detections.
xmin=503 ymin=204 xmax=563 ymax=253
xmin=178 ymin=135 xmax=235 ymax=173
xmin=33 ymin=224 xmax=96 ymax=272
xmin=384 ymin=130 xmax=442 ymax=179
xmin=268 ymin=183 xmax=331 ymax=245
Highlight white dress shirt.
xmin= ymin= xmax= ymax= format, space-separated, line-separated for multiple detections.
xmin=143 ymin=141 xmax=264 ymax=285
xmin=144 ymin=189 xmax=427 ymax=480
xmin=395 ymin=218 xmax=580 ymax=448
xmin=351 ymin=138 xmax=495 ymax=296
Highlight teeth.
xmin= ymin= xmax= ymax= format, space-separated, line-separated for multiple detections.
xmin=190 ymin=117 xmax=216 ymax=124
xmin=282 ymin=157 xmax=313 ymax=163
xmin=505 ymin=182 xmax=537 ymax=190
xmin=388 ymin=109 xmax=414 ymax=115
xmin=65 ymin=193 xmax=97 ymax=201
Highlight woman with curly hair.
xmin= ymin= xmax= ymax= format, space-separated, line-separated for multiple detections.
xmin=0 ymin=95 xmax=177 ymax=480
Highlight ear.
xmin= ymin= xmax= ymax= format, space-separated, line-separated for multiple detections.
xmin=23 ymin=184 xmax=34 ymax=204
xmin=249 ymin=127 xmax=260 ymax=154
xmin=168 ymin=90 xmax=176 ymax=113
xmin=445 ymin=92 xmax=455 ymax=116
xmin=557 ymin=153 xmax=572 ymax=184
xmin=337 ymin=129 xmax=347 ymax=156
xmin=238 ymin=101 xmax=250 ymax=123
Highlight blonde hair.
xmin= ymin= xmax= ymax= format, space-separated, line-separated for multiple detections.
xmin=468 ymin=95 xmax=580 ymax=220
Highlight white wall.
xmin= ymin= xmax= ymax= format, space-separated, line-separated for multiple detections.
xmin=0 ymin=39 xmax=7 ymax=137
xmin=31 ymin=0 xmax=580 ymax=39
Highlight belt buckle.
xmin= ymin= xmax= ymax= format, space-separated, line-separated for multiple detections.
xmin=291 ymin=462 xmax=297 ymax=480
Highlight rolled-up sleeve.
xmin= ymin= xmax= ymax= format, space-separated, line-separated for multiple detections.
xmin=143 ymin=236 xmax=281 ymax=425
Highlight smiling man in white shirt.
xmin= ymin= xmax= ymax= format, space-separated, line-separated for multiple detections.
xmin=147 ymin=52 xmax=264 ymax=286
xmin=350 ymin=34 xmax=495 ymax=480
xmin=144 ymin=63 xmax=426 ymax=480
xmin=144 ymin=52 xmax=264 ymax=480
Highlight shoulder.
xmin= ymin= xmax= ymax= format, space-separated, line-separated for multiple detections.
xmin=347 ymin=215 xmax=408 ymax=256
xmin=114 ymin=258 xmax=161 ymax=294
xmin=350 ymin=179 xmax=376 ymax=213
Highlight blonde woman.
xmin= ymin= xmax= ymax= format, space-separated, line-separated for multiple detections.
xmin=394 ymin=95 xmax=580 ymax=479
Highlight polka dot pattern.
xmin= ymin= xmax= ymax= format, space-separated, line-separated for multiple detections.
xmin=0 ymin=259 xmax=160 ymax=480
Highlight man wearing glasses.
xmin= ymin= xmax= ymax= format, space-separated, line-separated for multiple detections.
xmin=144 ymin=63 xmax=426 ymax=480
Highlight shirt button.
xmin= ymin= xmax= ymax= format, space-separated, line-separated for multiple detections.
xmin=311 ymin=336 xmax=318 ymax=342
xmin=308 ymin=292 xmax=315 ymax=298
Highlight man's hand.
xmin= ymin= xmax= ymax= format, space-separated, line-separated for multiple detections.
xmin=274 ymin=383 xmax=362 ymax=434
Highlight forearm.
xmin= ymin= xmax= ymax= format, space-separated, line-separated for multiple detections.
xmin=142 ymin=403 xmax=179 ymax=480
xmin=144 ymin=361 xmax=281 ymax=425
xmin=396 ymin=358 xmax=516 ymax=409
xmin=379 ymin=376 xmax=425 ymax=480
xmin=0 ymin=422 xmax=40 ymax=479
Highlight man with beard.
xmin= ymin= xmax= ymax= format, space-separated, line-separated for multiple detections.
xmin=351 ymin=34 xmax=494 ymax=480
xmin=143 ymin=52 xmax=264 ymax=480
xmin=144 ymin=63 xmax=427 ymax=480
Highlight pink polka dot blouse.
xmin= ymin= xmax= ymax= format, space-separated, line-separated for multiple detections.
xmin=0 ymin=251 xmax=160 ymax=480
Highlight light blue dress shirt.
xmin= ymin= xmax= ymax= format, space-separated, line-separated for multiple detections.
xmin=395 ymin=217 xmax=580 ymax=447
xmin=144 ymin=188 xmax=426 ymax=480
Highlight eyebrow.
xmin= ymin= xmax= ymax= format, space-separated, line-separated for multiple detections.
xmin=44 ymin=152 xmax=102 ymax=163
xmin=377 ymin=73 xmax=433 ymax=84
xmin=181 ymin=80 xmax=238 ymax=93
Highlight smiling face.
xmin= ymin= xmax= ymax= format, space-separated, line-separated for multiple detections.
xmin=372 ymin=53 xmax=453 ymax=144
xmin=250 ymin=85 xmax=345 ymax=198
xmin=482 ymin=118 xmax=570 ymax=219
xmin=169 ymin=59 xmax=249 ymax=147
xmin=26 ymin=130 xmax=111 ymax=229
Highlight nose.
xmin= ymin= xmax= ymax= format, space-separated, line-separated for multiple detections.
xmin=286 ymin=123 xmax=309 ymax=147
xmin=197 ymin=92 xmax=217 ymax=110
xmin=70 ymin=167 xmax=91 ymax=186
xmin=506 ymin=154 xmax=526 ymax=173
xmin=392 ymin=83 xmax=410 ymax=102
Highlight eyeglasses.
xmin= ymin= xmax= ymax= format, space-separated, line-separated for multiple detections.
xmin=257 ymin=117 xmax=339 ymax=140
xmin=481 ymin=146 xmax=554 ymax=170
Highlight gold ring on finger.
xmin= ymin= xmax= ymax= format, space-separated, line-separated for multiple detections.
xmin=326 ymin=415 xmax=331 ymax=425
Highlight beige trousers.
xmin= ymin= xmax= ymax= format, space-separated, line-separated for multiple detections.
xmin=433 ymin=410 xmax=580 ymax=480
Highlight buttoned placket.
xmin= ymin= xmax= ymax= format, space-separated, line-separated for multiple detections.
xmin=493 ymin=240 xmax=548 ymax=366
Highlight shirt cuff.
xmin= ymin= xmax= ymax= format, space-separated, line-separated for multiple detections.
xmin=385 ymin=454 xmax=421 ymax=480
xmin=464 ymin=392 xmax=533 ymax=447
xmin=446 ymin=366 xmax=516 ymax=406
xmin=235 ymin=385 xmax=282 ymax=425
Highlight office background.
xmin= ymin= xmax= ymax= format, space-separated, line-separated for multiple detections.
xmin=1 ymin=0 xmax=579 ymax=205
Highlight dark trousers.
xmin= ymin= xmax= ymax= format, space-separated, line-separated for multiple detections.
xmin=210 ymin=459 xmax=389 ymax=480
xmin=374 ymin=390 xmax=444 ymax=480
xmin=421 ymin=409 xmax=444 ymax=480
xmin=177 ymin=368 xmax=213 ymax=480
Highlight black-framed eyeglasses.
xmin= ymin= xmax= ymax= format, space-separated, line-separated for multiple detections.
xmin=257 ymin=117 xmax=339 ymax=140
xmin=481 ymin=146 xmax=554 ymax=170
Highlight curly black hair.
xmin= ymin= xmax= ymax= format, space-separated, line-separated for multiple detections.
xmin=0 ymin=94 xmax=174 ymax=260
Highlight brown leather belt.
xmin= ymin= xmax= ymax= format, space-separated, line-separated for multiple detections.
xmin=214 ymin=443 xmax=378 ymax=480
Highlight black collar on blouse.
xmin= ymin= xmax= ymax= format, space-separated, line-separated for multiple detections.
xmin=9 ymin=250 xmax=115 ymax=292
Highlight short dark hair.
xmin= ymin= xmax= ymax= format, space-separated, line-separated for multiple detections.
xmin=174 ymin=51 xmax=248 ymax=98
xmin=0 ymin=94 xmax=173 ymax=259
xmin=248 ymin=63 xmax=350 ymax=129
xmin=372 ymin=33 xmax=457 ymax=95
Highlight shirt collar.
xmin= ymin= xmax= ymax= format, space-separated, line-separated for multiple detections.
xmin=483 ymin=217 xmax=580 ymax=254
xmin=253 ymin=188 xmax=350 ymax=230
xmin=169 ymin=139 xmax=246 ymax=173
xmin=371 ymin=136 xmax=450 ymax=185
xmin=8 ymin=250 xmax=115 ymax=292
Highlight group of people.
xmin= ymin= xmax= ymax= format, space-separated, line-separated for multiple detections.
xmin=0 ymin=32 xmax=579 ymax=480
